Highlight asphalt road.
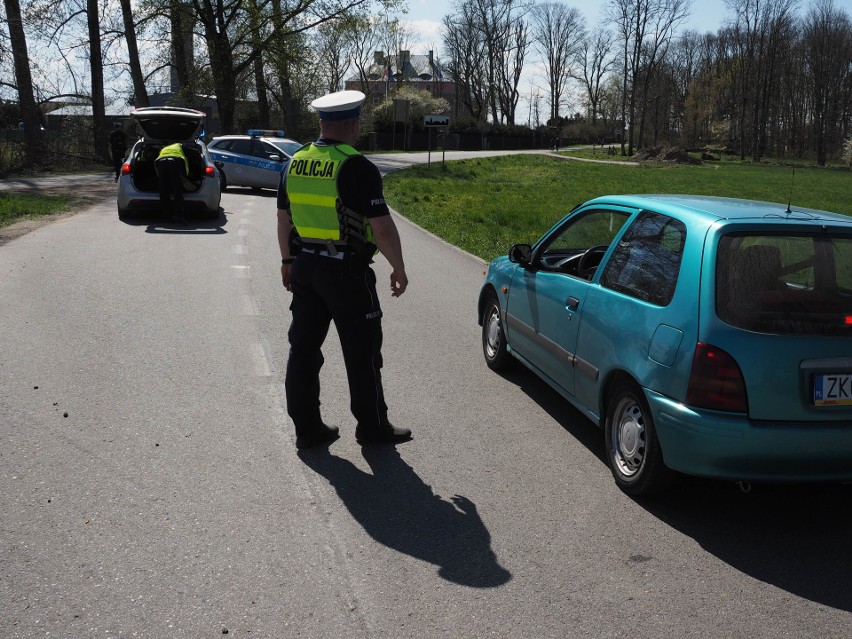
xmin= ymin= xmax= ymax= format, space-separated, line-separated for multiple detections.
xmin=1 ymin=155 xmax=851 ymax=638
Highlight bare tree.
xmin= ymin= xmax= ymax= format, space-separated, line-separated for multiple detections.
xmin=314 ymin=16 xmax=354 ymax=94
xmin=459 ymin=0 xmax=531 ymax=125
xmin=347 ymin=14 xmax=384 ymax=99
xmin=802 ymin=0 xmax=852 ymax=165
xmin=530 ymin=3 xmax=585 ymax=123
xmin=443 ymin=0 xmax=530 ymax=124
xmin=110 ymin=0 xmax=150 ymax=107
xmin=634 ymin=0 xmax=691 ymax=149
xmin=579 ymin=29 xmax=615 ymax=124
xmin=606 ymin=0 xmax=691 ymax=155
xmin=442 ymin=5 xmax=489 ymax=122
xmin=726 ymin=0 xmax=798 ymax=161
xmin=3 ymin=0 xmax=43 ymax=166
xmin=86 ymin=0 xmax=108 ymax=161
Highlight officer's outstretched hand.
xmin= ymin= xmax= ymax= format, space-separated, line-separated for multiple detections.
xmin=390 ymin=269 xmax=408 ymax=297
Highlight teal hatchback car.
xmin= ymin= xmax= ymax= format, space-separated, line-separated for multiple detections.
xmin=478 ymin=195 xmax=852 ymax=495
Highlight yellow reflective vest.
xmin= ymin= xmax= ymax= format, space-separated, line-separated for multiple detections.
xmin=157 ymin=143 xmax=189 ymax=175
xmin=286 ymin=142 xmax=374 ymax=248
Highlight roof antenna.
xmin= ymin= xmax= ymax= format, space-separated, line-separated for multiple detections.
xmin=785 ymin=168 xmax=795 ymax=214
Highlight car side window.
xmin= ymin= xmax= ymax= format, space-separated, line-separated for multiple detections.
xmin=600 ymin=211 xmax=686 ymax=306
xmin=229 ymin=139 xmax=252 ymax=155
xmin=251 ymin=141 xmax=280 ymax=160
xmin=537 ymin=209 xmax=631 ymax=277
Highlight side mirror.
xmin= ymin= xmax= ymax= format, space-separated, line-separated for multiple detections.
xmin=508 ymin=244 xmax=532 ymax=265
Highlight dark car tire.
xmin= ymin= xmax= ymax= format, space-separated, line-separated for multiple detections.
xmin=219 ymin=170 xmax=228 ymax=192
xmin=604 ymin=381 xmax=675 ymax=496
xmin=117 ymin=205 xmax=131 ymax=220
xmin=482 ymin=295 xmax=514 ymax=371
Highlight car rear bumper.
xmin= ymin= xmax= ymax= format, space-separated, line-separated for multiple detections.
xmin=117 ymin=186 xmax=220 ymax=212
xmin=646 ymin=389 xmax=852 ymax=482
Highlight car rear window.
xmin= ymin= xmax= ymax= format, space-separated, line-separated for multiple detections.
xmin=716 ymin=232 xmax=852 ymax=335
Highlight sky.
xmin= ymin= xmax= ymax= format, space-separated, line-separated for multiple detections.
xmin=396 ymin=0 xmax=852 ymax=123
xmin=401 ymin=0 xmax=852 ymax=54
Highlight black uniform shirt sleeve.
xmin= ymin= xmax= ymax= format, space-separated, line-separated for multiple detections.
xmin=276 ymin=169 xmax=290 ymax=211
xmin=337 ymin=155 xmax=390 ymax=219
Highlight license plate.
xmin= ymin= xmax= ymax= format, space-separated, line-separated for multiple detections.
xmin=814 ymin=374 xmax=852 ymax=406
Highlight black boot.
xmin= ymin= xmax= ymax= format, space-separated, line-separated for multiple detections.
xmin=355 ymin=424 xmax=412 ymax=446
xmin=295 ymin=423 xmax=340 ymax=449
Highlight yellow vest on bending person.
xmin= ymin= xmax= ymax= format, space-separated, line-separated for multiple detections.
xmin=285 ymin=142 xmax=374 ymax=248
xmin=157 ymin=143 xmax=189 ymax=175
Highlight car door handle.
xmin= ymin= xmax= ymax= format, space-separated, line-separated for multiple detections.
xmin=566 ymin=296 xmax=580 ymax=312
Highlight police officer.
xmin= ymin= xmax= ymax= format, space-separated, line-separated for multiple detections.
xmin=109 ymin=122 xmax=127 ymax=182
xmin=277 ymin=90 xmax=411 ymax=449
xmin=155 ymin=142 xmax=189 ymax=224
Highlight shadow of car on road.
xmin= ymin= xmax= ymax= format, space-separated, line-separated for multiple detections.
xmin=495 ymin=364 xmax=852 ymax=612
xmin=118 ymin=208 xmax=229 ymax=234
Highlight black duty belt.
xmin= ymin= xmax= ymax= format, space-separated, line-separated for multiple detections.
xmin=300 ymin=246 xmax=347 ymax=260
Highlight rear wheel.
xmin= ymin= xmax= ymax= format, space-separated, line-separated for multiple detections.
xmin=482 ymin=295 xmax=513 ymax=371
xmin=604 ymin=381 xmax=674 ymax=495
xmin=218 ymin=170 xmax=228 ymax=191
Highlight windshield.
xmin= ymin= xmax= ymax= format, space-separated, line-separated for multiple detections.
xmin=269 ymin=139 xmax=302 ymax=157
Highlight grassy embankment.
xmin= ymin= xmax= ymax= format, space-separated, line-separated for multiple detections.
xmin=383 ymin=153 xmax=851 ymax=262
xmin=0 ymin=192 xmax=73 ymax=229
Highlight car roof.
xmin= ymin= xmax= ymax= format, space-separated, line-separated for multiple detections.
xmin=210 ymin=134 xmax=300 ymax=143
xmin=583 ymin=194 xmax=852 ymax=226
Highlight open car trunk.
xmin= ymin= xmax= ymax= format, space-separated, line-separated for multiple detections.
xmin=129 ymin=143 xmax=207 ymax=194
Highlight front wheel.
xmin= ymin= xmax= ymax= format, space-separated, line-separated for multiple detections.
xmin=482 ymin=295 xmax=513 ymax=371
xmin=604 ymin=381 xmax=674 ymax=496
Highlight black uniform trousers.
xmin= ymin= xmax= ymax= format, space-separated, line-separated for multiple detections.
xmin=111 ymin=146 xmax=125 ymax=180
xmin=154 ymin=156 xmax=185 ymax=218
xmin=285 ymin=250 xmax=388 ymax=437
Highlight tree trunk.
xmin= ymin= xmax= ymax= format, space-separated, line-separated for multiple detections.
xmin=120 ymin=0 xmax=149 ymax=107
xmin=4 ymin=0 xmax=44 ymax=167
xmin=254 ymin=56 xmax=270 ymax=128
xmin=87 ymin=0 xmax=108 ymax=162
xmin=170 ymin=0 xmax=194 ymax=98
xmin=250 ymin=2 xmax=269 ymax=128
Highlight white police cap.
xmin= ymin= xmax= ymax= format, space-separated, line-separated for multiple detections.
xmin=311 ymin=90 xmax=366 ymax=121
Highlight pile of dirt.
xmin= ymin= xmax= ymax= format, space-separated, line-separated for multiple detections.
xmin=632 ymin=146 xmax=702 ymax=165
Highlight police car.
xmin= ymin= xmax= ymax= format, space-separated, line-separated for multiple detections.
xmin=207 ymin=130 xmax=302 ymax=191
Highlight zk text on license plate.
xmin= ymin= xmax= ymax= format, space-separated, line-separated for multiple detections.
xmin=814 ymin=374 xmax=852 ymax=406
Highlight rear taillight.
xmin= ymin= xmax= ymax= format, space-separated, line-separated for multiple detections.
xmin=205 ymin=166 xmax=216 ymax=177
xmin=121 ymin=163 xmax=131 ymax=175
xmin=685 ymin=342 xmax=748 ymax=413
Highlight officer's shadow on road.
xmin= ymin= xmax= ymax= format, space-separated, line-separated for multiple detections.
xmin=497 ymin=364 xmax=852 ymax=612
xmin=298 ymin=447 xmax=512 ymax=588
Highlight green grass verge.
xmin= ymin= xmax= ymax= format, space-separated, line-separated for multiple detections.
xmin=0 ymin=192 xmax=73 ymax=229
xmin=383 ymin=154 xmax=851 ymax=262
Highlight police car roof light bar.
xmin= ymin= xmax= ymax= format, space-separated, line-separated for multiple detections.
xmin=247 ymin=129 xmax=286 ymax=137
